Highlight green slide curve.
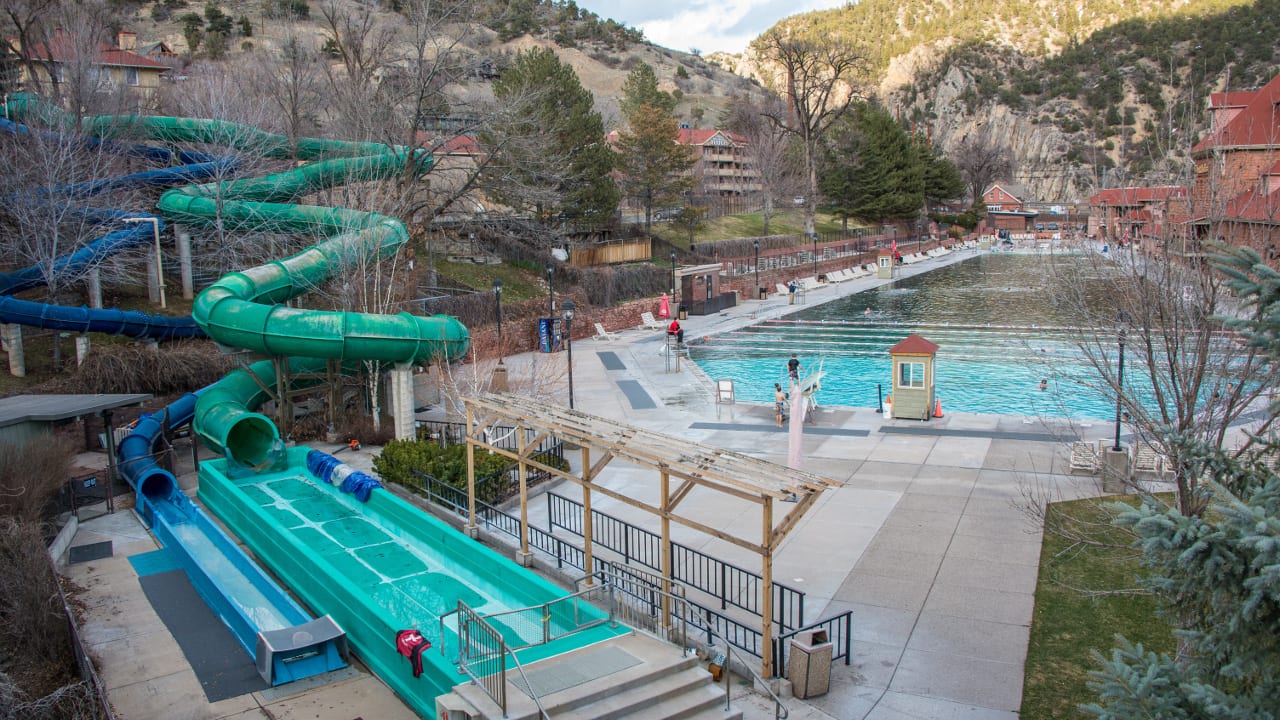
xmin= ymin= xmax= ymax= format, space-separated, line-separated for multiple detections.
xmin=6 ymin=96 xmax=469 ymax=464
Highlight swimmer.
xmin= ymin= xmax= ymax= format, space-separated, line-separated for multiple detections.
xmin=1039 ymin=378 xmax=1048 ymax=391
xmin=864 ymin=307 xmax=871 ymax=316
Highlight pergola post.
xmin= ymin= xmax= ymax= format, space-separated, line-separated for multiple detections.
xmin=660 ymin=469 xmax=672 ymax=629
xmin=465 ymin=404 xmax=479 ymax=538
xmin=761 ymin=497 xmax=775 ymax=679
xmin=516 ymin=424 xmax=533 ymax=566
xmin=582 ymin=444 xmax=594 ymax=581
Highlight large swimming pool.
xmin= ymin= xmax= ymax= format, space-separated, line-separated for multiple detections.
xmin=691 ymin=252 xmax=1128 ymax=421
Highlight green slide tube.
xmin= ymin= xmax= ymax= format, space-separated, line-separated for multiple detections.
xmin=5 ymin=93 xmax=469 ymax=461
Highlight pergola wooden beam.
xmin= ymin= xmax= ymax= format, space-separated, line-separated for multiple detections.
xmin=462 ymin=392 xmax=839 ymax=678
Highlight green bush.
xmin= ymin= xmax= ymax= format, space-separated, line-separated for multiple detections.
xmin=374 ymin=439 xmax=515 ymax=505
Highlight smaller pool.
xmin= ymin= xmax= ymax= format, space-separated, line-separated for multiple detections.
xmin=199 ymin=446 xmax=627 ymax=717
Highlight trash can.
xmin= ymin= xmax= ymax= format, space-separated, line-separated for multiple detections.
xmin=788 ymin=629 xmax=832 ymax=698
xmin=678 ymin=305 xmax=688 ymax=320
xmin=759 ymin=287 xmax=768 ymax=300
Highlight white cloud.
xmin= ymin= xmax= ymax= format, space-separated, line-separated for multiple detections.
xmin=577 ymin=0 xmax=848 ymax=55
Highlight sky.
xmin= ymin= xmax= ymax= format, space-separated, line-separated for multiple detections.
xmin=574 ymin=0 xmax=848 ymax=55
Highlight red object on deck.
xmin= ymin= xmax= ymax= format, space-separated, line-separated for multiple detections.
xmin=657 ymin=293 xmax=671 ymax=319
xmin=934 ymin=398 xmax=943 ymax=418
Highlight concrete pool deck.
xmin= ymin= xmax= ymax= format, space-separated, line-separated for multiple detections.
xmin=58 ymin=247 xmax=1166 ymax=719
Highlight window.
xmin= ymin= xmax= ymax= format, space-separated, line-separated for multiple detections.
xmin=898 ymin=361 xmax=924 ymax=388
xmin=52 ymin=64 xmax=65 ymax=83
xmin=125 ymin=68 xmax=139 ymax=86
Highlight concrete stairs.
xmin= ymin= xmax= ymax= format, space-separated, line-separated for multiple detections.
xmin=440 ymin=632 xmax=743 ymax=720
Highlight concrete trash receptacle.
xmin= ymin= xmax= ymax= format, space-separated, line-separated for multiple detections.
xmin=788 ymin=629 xmax=832 ymax=698
xmin=759 ymin=287 xmax=768 ymax=300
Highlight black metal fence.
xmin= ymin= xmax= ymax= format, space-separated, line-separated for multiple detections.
xmin=772 ymin=613 xmax=854 ymax=672
xmin=546 ymin=491 xmax=805 ymax=630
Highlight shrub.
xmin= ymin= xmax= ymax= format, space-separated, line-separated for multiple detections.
xmin=43 ymin=341 xmax=234 ymax=395
xmin=374 ymin=438 xmax=514 ymax=504
xmin=0 ymin=435 xmax=74 ymax=521
xmin=0 ymin=519 xmax=73 ymax=687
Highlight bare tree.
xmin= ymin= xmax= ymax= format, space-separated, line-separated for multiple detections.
xmin=758 ymin=30 xmax=868 ymax=237
xmin=722 ymin=92 xmax=801 ymax=236
xmin=1 ymin=0 xmax=59 ymax=95
xmin=952 ymin=124 xmax=1013 ymax=209
xmin=249 ymin=32 xmax=324 ymax=151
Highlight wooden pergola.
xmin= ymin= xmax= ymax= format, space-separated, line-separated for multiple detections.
xmin=463 ymin=392 xmax=839 ymax=677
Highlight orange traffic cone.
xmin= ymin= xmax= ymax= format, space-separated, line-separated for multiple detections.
xmin=933 ymin=398 xmax=943 ymax=418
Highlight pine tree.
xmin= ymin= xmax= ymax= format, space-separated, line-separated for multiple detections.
xmin=620 ymin=62 xmax=675 ymax=119
xmin=819 ymin=102 xmax=922 ymax=224
xmin=483 ymin=47 xmax=618 ymax=227
xmin=614 ymin=103 xmax=693 ymax=237
xmin=1084 ymin=243 xmax=1280 ymax=717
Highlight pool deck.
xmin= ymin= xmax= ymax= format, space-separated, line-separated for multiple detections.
xmin=57 ymin=247 xmax=1210 ymax=720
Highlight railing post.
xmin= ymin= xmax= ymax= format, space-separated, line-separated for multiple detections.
xmin=542 ymin=602 xmax=551 ymax=645
xmin=720 ymin=563 xmax=728 ymax=610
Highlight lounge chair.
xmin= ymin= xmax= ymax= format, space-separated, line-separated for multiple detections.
xmin=640 ymin=312 xmax=664 ymax=330
xmin=593 ymin=322 xmax=619 ymax=341
xmin=1133 ymin=441 xmax=1168 ymax=478
xmin=776 ymin=283 xmax=791 ymax=296
xmin=1069 ymin=441 xmax=1100 ymax=475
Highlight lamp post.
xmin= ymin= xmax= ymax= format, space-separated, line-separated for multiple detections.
xmin=670 ymin=249 xmax=677 ymax=301
xmin=1113 ymin=313 xmax=1129 ymax=451
xmin=562 ymin=299 xmax=575 ymax=409
xmin=753 ymin=238 xmax=760 ymax=299
xmin=492 ymin=278 xmax=503 ymax=364
xmin=123 ymin=217 xmax=165 ymax=309
xmin=812 ymin=232 xmax=819 ymax=277
xmin=545 ymin=261 xmax=554 ymax=318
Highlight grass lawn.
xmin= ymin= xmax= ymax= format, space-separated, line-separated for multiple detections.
xmin=1021 ymin=496 xmax=1175 ymax=718
xmin=436 ymin=260 xmax=548 ymax=303
xmin=688 ymin=209 xmax=860 ymax=243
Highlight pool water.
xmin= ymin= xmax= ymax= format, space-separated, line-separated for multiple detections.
xmin=691 ymin=252 xmax=1129 ymax=421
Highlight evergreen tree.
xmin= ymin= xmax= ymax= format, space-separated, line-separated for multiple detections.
xmin=483 ymin=47 xmax=618 ymax=227
xmin=916 ymin=136 xmax=966 ymax=207
xmin=819 ymin=102 xmax=922 ymax=224
xmin=1084 ymin=243 xmax=1280 ymax=718
xmin=614 ymin=102 xmax=693 ymax=237
xmin=620 ymin=62 xmax=675 ymax=119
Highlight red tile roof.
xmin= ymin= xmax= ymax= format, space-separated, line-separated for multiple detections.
xmin=1192 ymin=73 xmax=1280 ymax=153
xmin=889 ymin=334 xmax=939 ymax=355
xmin=1088 ymin=186 xmax=1186 ymax=205
xmin=675 ymin=128 xmax=746 ymax=146
xmin=22 ymin=28 xmax=168 ymax=70
xmin=1208 ymin=91 xmax=1256 ymax=109
xmin=1220 ymin=184 xmax=1280 ymax=222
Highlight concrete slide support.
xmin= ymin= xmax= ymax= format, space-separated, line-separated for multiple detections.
xmin=176 ymin=225 xmax=193 ymax=299
xmin=146 ymin=252 xmax=161 ymax=305
xmin=75 ymin=334 xmax=91 ymax=366
xmin=87 ymin=268 xmax=102 ymax=308
xmin=390 ymin=363 xmax=415 ymax=441
xmin=3 ymin=324 xmax=24 ymax=377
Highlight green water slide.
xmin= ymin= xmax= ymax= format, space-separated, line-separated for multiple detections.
xmin=10 ymin=95 xmax=468 ymax=461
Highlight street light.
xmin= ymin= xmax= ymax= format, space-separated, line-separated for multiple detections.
xmin=545 ymin=261 xmax=554 ymax=318
xmin=122 ymin=217 xmax=165 ymax=309
xmin=1113 ymin=312 xmax=1129 ymax=451
xmin=670 ymin=249 xmax=677 ymax=301
xmin=492 ymin=278 xmax=503 ymax=364
xmin=562 ymin=299 xmax=575 ymax=409
xmin=812 ymin=232 xmax=819 ymax=277
xmin=753 ymin=238 xmax=760 ymax=299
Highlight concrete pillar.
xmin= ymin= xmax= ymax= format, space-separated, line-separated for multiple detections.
xmin=75 ymin=335 xmax=91 ymax=366
xmin=145 ymin=252 xmax=161 ymax=304
xmin=2 ymin=324 xmax=24 ymax=377
xmin=390 ymin=363 xmax=416 ymax=441
xmin=516 ymin=550 xmax=534 ymax=567
xmin=489 ymin=363 xmax=508 ymax=392
xmin=1101 ymin=446 xmax=1130 ymax=494
xmin=87 ymin=267 xmax=103 ymax=308
xmin=175 ymin=225 xmax=194 ymax=299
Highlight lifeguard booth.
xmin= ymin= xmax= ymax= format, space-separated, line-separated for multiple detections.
xmin=888 ymin=334 xmax=938 ymax=421
xmin=877 ymin=248 xmax=896 ymax=279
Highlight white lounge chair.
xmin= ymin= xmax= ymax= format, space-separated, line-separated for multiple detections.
xmin=640 ymin=312 xmax=664 ymax=330
xmin=1133 ymin=441 xmax=1168 ymax=477
xmin=593 ymin=322 xmax=619 ymax=341
xmin=776 ymin=283 xmax=791 ymax=296
xmin=1069 ymin=441 xmax=1100 ymax=475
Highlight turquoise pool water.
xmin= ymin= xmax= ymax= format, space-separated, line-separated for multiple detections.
xmin=691 ymin=252 xmax=1128 ymax=421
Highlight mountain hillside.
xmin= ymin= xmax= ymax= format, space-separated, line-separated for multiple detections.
xmin=711 ymin=0 xmax=1280 ymax=202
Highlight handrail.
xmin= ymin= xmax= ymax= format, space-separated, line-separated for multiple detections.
xmin=502 ymin=644 xmax=552 ymax=720
xmin=577 ymin=566 xmax=788 ymax=720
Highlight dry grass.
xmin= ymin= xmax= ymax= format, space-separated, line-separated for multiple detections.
xmin=0 ymin=435 xmax=75 ymax=522
xmin=40 ymin=340 xmax=235 ymax=395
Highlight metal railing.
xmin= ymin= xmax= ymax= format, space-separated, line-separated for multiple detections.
xmin=771 ymin=614 xmax=854 ymax=674
xmin=547 ymin=492 xmax=806 ymax=629
xmin=577 ymin=565 xmax=790 ymax=720
xmin=477 ymin=592 xmax=613 ymax=651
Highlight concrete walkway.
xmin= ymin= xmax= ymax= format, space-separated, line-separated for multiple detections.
xmin=58 ymin=248 xmax=1113 ymax=719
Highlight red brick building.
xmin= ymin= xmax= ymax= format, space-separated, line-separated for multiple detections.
xmin=1087 ymin=186 xmax=1186 ymax=247
xmin=981 ymin=182 xmax=1036 ymax=233
xmin=1186 ymin=73 xmax=1280 ymax=262
xmin=675 ymin=128 xmax=760 ymax=197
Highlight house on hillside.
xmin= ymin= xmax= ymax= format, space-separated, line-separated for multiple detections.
xmin=9 ymin=29 xmax=167 ymax=103
xmin=1088 ymin=186 xmax=1186 ymax=247
xmin=1183 ymin=72 xmax=1280 ymax=262
xmin=676 ymin=128 xmax=760 ymax=197
xmin=981 ymin=182 xmax=1037 ymax=233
